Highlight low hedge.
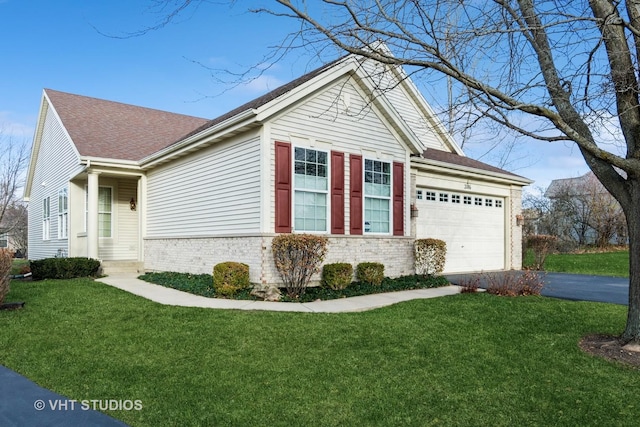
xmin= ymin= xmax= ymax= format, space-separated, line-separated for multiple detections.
xmin=30 ymin=257 xmax=101 ymax=280
xmin=322 ymin=263 xmax=353 ymax=290
xmin=356 ymin=262 xmax=384 ymax=286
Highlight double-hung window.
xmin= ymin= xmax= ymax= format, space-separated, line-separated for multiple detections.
xmin=43 ymin=196 xmax=51 ymax=240
xmin=98 ymin=187 xmax=113 ymax=238
xmin=364 ymin=159 xmax=391 ymax=233
xmin=294 ymin=147 xmax=328 ymax=232
xmin=58 ymin=188 xmax=68 ymax=239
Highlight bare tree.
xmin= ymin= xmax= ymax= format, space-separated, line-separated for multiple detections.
xmin=145 ymin=0 xmax=640 ymax=343
xmin=0 ymin=128 xmax=29 ymax=254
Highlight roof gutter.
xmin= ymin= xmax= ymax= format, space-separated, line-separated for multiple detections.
xmin=140 ymin=109 xmax=257 ymax=169
xmin=411 ymin=156 xmax=534 ymax=186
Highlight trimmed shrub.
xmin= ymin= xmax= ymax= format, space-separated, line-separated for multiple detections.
xmin=212 ymin=262 xmax=250 ymax=297
xmin=0 ymin=249 xmax=13 ymax=304
xmin=322 ymin=263 xmax=353 ymax=290
xmin=272 ymin=234 xmax=328 ymax=298
xmin=414 ymin=238 xmax=447 ymax=276
xmin=356 ymin=262 xmax=384 ymax=286
xmin=527 ymin=234 xmax=557 ymax=270
xmin=30 ymin=257 xmax=101 ymax=280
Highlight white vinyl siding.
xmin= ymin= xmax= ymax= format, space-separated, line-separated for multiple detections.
xmin=294 ymin=147 xmax=328 ymax=232
xmin=146 ymin=136 xmax=261 ymax=237
xmin=28 ymin=102 xmax=79 ymax=259
xmin=361 ymin=60 xmax=451 ymax=151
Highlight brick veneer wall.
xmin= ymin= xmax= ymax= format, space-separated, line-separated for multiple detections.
xmin=145 ymin=235 xmax=415 ymax=286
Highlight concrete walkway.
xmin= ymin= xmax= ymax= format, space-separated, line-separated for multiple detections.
xmin=97 ymin=274 xmax=463 ymax=313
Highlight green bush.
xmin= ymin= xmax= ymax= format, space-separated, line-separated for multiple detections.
xmin=414 ymin=238 xmax=447 ymax=276
xmin=212 ymin=262 xmax=250 ymax=297
xmin=30 ymin=257 xmax=101 ymax=280
xmin=272 ymin=234 xmax=328 ymax=298
xmin=322 ymin=263 xmax=353 ymax=290
xmin=356 ymin=262 xmax=384 ymax=286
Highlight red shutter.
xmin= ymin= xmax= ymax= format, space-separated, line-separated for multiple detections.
xmin=349 ymin=155 xmax=363 ymax=235
xmin=393 ymin=161 xmax=404 ymax=236
xmin=275 ymin=141 xmax=292 ymax=233
xmin=331 ymin=151 xmax=345 ymax=234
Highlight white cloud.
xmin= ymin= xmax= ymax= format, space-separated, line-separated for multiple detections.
xmin=0 ymin=111 xmax=33 ymax=139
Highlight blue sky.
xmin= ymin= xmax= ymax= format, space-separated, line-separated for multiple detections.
xmin=0 ymin=0 xmax=590 ymax=190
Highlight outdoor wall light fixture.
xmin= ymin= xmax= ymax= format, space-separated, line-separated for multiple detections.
xmin=410 ymin=203 xmax=419 ymax=218
xmin=130 ymin=197 xmax=137 ymax=211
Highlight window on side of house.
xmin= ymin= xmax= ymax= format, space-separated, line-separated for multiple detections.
xmin=0 ymin=232 xmax=7 ymax=248
xmin=98 ymin=187 xmax=113 ymax=238
xmin=294 ymin=147 xmax=328 ymax=232
xmin=58 ymin=188 xmax=68 ymax=239
xmin=364 ymin=159 xmax=391 ymax=233
xmin=43 ymin=196 xmax=51 ymax=240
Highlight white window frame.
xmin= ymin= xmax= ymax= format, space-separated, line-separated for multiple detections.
xmin=363 ymin=158 xmax=391 ymax=234
xmin=58 ymin=188 xmax=68 ymax=239
xmin=85 ymin=186 xmax=114 ymax=238
xmin=293 ymin=147 xmax=329 ymax=233
xmin=496 ymin=199 xmax=503 ymax=208
xmin=98 ymin=186 xmax=113 ymax=238
xmin=439 ymin=193 xmax=449 ymax=203
xmin=0 ymin=232 xmax=7 ymax=248
xmin=43 ymin=196 xmax=51 ymax=240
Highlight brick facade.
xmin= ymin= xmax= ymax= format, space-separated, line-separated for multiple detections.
xmin=145 ymin=235 xmax=415 ymax=286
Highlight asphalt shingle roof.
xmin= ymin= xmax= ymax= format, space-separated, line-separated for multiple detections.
xmin=45 ymin=89 xmax=209 ymax=161
xmin=422 ymin=148 xmax=526 ymax=179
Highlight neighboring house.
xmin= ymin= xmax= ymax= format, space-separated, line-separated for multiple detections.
xmin=24 ymin=53 xmax=532 ymax=283
xmin=545 ymin=172 xmax=626 ymax=246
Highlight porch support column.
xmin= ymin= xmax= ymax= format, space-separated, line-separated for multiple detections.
xmin=87 ymin=171 xmax=100 ymax=260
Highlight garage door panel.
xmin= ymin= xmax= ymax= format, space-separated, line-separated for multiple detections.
xmin=416 ymin=190 xmax=505 ymax=273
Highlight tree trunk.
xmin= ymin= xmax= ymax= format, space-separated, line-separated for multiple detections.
xmin=621 ymin=183 xmax=640 ymax=343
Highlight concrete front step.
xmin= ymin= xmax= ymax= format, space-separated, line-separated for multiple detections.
xmin=100 ymin=261 xmax=144 ymax=275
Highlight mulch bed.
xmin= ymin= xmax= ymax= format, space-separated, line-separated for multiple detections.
xmin=0 ymin=302 xmax=25 ymax=311
xmin=579 ymin=334 xmax=640 ymax=369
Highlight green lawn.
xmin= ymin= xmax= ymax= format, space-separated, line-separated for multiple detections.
xmin=1 ymin=278 xmax=638 ymax=426
xmin=526 ymin=249 xmax=630 ymax=277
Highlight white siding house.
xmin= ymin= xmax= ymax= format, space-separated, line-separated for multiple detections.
xmin=25 ymin=52 xmax=532 ymax=284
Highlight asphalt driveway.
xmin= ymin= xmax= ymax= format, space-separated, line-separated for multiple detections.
xmin=447 ymin=272 xmax=629 ymax=305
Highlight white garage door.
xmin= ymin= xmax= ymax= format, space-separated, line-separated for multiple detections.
xmin=416 ymin=189 xmax=505 ymax=273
